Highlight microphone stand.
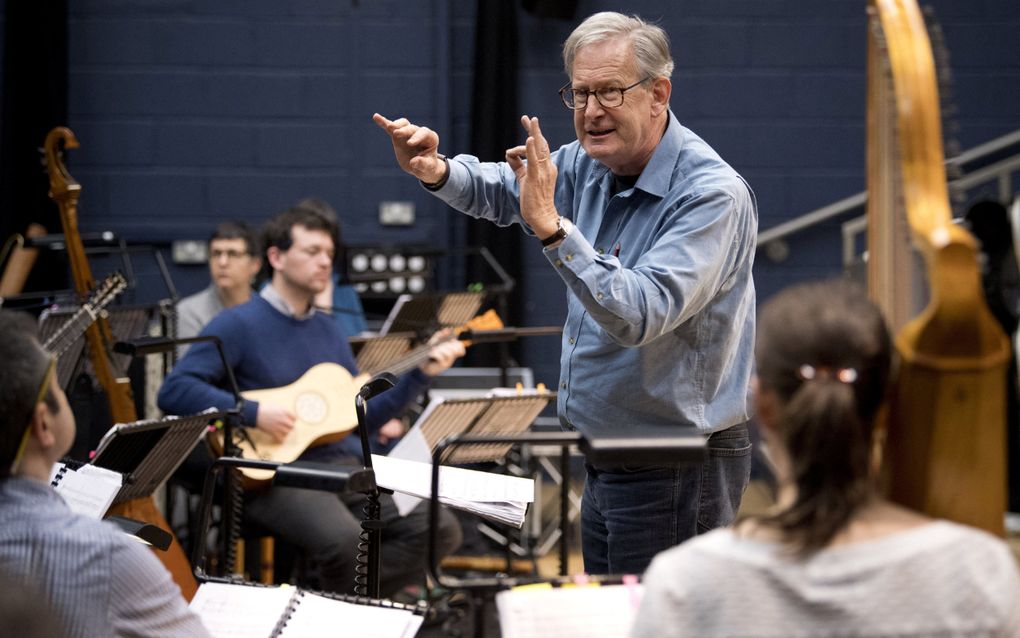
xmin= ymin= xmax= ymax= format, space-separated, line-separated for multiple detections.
xmin=353 ymin=372 xmax=397 ymax=599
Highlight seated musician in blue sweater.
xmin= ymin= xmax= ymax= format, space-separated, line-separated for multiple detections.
xmin=158 ymin=205 xmax=464 ymax=597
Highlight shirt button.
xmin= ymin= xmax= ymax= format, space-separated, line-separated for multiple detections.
xmin=596 ymin=247 xmax=604 ymax=255
xmin=555 ymin=259 xmax=563 ymax=268
xmin=568 ymin=337 xmax=575 ymax=345
xmin=596 ymin=292 xmax=604 ymax=301
xmin=565 ymin=253 xmax=574 ymax=262
xmin=560 ymin=382 xmax=567 ymax=390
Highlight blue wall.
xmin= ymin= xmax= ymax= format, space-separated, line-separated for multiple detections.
xmin=5 ymin=0 xmax=1019 ymax=387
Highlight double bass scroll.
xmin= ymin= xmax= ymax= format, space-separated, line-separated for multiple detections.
xmin=43 ymin=127 xmax=199 ymax=600
xmin=43 ymin=127 xmax=137 ymax=425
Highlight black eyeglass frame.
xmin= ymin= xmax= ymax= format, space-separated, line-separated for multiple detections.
xmin=558 ymin=74 xmax=654 ymax=110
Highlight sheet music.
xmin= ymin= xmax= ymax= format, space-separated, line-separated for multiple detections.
xmin=283 ymin=592 xmax=421 ymax=638
xmin=50 ymin=462 xmax=122 ymax=519
xmin=189 ymin=583 xmax=423 ymax=638
xmin=188 ymin=582 xmax=294 ymax=637
xmin=496 ymin=583 xmax=644 ymax=638
xmin=371 ymin=454 xmax=534 ymax=527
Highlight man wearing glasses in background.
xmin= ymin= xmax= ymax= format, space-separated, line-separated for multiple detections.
xmin=175 ymin=220 xmax=262 ymax=355
xmin=375 ymin=11 xmax=757 ymax=576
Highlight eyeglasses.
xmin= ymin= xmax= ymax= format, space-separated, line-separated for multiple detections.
xmin=210 ymin=249 xmax=250 ymax=261
xmin=9 ymin=356 xmax=56 ymax=475
xmin=559 ymin=75 xmax=653 ymax=110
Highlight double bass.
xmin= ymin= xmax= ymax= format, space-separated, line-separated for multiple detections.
xmin=43 ymin=128 xmax=199 ymax=599
xmin=866 ymin=0 xmax=1010 ymax=534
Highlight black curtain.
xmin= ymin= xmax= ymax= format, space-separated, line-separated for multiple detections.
xmin=0 ymin=0 xmax=69 ymax=299
xmin=468 ymin=0 xmax=523 ymax=365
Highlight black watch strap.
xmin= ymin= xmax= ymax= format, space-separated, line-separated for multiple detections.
xmin=422 ymin=154 xmax=450 ymax=191
xmin=540 ymin=222 xmax=568 ymax=247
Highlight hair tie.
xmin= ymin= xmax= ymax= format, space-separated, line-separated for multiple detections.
xmin=798 ymin=364 xmax=858 ymax=384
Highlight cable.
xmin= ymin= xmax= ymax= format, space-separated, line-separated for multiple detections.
xmin=353 ymin=491 xmax=383 ymax=596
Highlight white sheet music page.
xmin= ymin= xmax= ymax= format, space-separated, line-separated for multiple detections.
xmin=50 ymin=463 xmax=122 ymax=519
xmin=496 ymin=584 xmax=644 ymax=638
xmin=281 ymin=592 xmax=420 ymax=638
xmin=371 ymin=454 xmax=534 ymax=527
xmin=188 ymin=582 xmax=294 ymax=637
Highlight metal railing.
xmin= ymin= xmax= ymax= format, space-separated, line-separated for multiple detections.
xmin=756 ymin=128 xmax=1020 ymax=268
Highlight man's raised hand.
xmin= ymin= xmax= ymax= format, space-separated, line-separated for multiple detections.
xmin=372 ymin=113 xmax=447 ymax=184
xmin=509 ymin=115 xmax=559 ymax=239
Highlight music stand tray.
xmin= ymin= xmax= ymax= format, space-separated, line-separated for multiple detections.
xmin=395 ymin=393 xmax=554 ymax=465
xmin=350 ymin=333 xmax=413 ymax=375
xmin=379 ymin=291 xmax=486 ymax=336
xmin=91 ymin=409 xmax=226 ymax=504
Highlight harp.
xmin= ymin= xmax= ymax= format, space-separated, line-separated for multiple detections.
xmin=866 ymin=0 xmax=1010 ymax=534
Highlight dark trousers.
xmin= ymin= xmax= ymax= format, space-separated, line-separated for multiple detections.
xmin=580 ymin=422 xmax=751 ymax=576
xmin=245 ymin=480 xmax=462 ymax=597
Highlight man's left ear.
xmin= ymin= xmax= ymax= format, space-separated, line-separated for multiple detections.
xmin=30 ymin=403 xmax=56 ymax=448
xmin=651 ymin=77 xmax=671 ymax=116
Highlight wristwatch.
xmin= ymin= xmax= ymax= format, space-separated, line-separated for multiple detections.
xmin=540 ymin=217 xmax=574 ymax=247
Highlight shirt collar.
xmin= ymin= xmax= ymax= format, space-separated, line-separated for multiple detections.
xmin=631 ymin=110 xmax=682 ymax=199
xmin=260 ymin=284 xmax=316 ymax=320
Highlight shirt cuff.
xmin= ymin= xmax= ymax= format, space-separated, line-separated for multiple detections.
xmin=242 ymin=399 xmax=259 ymax=426
xmin=544 ymin=228 xmax=594 ymax=275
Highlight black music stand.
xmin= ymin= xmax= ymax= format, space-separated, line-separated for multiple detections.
xmin=379 ymin=291 xmax=486 ymax=336
xmin=350 ymin=333 xmax=414 ymax=375
xmin=115 ymin=335 xmax=246 ymax=572
xmin=39 ymin=304 xmax=153 ymax=389
xmin=90 ymin=410 xmax=227 ymax=505
xmin=402 ymin=394 xmax=554 ymax=465
xmin=425 ymin=428 xmax=707 ymax=638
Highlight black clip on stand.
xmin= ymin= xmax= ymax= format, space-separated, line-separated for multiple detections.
xmin=354 ymin=372 xmax=398 ymax=599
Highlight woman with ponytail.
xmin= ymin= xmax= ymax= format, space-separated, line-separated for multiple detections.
xmin=631 ymin=280 xmax=1020 ymax=637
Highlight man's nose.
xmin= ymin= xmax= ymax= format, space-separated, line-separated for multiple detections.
xmin=582 ymin=94 xmax=605 ymax=116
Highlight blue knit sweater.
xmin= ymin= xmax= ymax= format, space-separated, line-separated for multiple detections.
xmin=158 ymin=294 xmax=430 ymax=461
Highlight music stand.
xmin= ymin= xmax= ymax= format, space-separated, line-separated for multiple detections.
xmin=425 ymin=428 xmax=707 ymax=638
xmin=38 ymin=304 xmax=153 ymax=388
xmin=91 ymin=410 xmax=226 ymax=504
xmin=379 ymin=291 xmax=486 ymax=336
xmin=401 ymin=394 xmax=554 ymax=465
xmin=350 ymin=333 xmax=414 ymax=375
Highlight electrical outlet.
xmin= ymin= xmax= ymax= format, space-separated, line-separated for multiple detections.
xmin=379 ymin=201 xmax=415 ymax=226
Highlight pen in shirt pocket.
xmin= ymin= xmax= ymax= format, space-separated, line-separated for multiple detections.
xmin=613 ymin=242 xmax=621 ymax=257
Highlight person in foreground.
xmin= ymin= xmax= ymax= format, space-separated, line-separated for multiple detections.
xmin=630 ymin=280 xmax=1020 ymax=637
xmin=374 ymin=10 xmax=756 ymax=576
xmin=0 ymin=311 xmax=209 ymax=638
xmin=159 ymin=206 xmax=464 ymax=597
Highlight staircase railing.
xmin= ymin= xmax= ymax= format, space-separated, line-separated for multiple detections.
xmin=756 ymin=127 xmax=1020 ymax=270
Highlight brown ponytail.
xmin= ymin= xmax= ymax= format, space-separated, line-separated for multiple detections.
xmin=755 ymin=280 xmax=891 ymax=553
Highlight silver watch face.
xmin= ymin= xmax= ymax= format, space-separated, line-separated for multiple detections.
xmin=561 ymin=217 xmax=574 ymax=235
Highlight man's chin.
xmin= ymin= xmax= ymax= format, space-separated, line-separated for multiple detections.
xmin=582 ymin=135 xmax=615 ymax=153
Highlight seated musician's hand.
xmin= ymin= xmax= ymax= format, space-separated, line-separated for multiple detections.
xmin=377 ymin=417 xmax=407 ymax=445
xmin=255 ymin=404 xmax=296 ymax=443
xmin=420 ymin=330 xmax=466 ymax=377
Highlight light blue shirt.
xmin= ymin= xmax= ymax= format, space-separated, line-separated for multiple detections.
xmin=0 ymin=477 xmax=210 ymax=637
xmin=432 ymin=112 xmax=756 ymax=433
